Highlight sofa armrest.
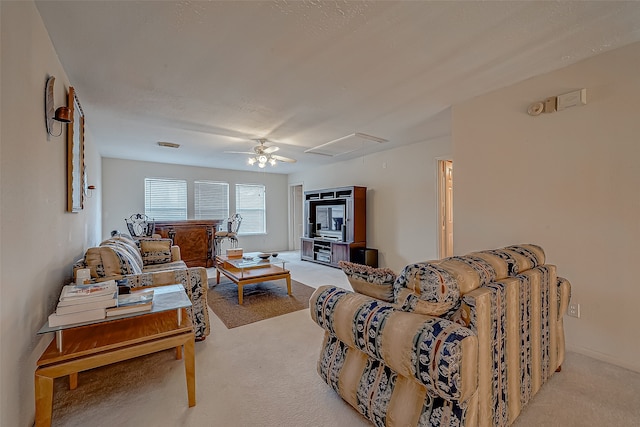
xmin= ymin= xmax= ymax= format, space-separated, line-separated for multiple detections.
xmin=310 ymin=285 xmax=478 ymax=402
xmin=171 ymin=245 xmax=181 ymax=262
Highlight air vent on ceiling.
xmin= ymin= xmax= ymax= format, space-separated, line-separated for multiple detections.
xmin=157 ymin=141 xmax=180 ymax=148
xmin=305 ymin=132 xmax=388 ymax=157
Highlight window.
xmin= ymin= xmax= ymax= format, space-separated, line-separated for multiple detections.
xmin=194 ymin=181 xmax=229 ymax=220
xmin=236 ymin=184 xmax=266 ymax=234
xmin=144 ymin=178 xmax=187 ymax=220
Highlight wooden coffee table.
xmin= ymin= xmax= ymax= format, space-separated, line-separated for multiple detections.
xmin=215 ymin=253 xmax=291 ymax=304
xmin=34 ymin=284 xmax=195 ymax=427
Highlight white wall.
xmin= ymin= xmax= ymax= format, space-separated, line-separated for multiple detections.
xmin=288 ymin=134 xmax=451 ymax=271
xmin=0 ymin=2 xmax=102 ymax=425
xmin=453 ymin=42 xmax=640 ymax=372
xmin=102 ymin=158 xmax=290 ymax=253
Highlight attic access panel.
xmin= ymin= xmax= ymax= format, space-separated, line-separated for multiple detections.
xmin=305 ymin=133 xmax=388 ymax=157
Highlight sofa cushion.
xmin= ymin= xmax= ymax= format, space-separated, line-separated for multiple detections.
xmin=338 ymin=261 xmax=396 ymax=302
xmin=142 ymin=260 xmax=187 ymax=272
xmin=84 ymin=245 xmax=143 ymax=278
xmin=100 ymin=236 xmax=144 ymax=271
xmin=139 ymin=239 xmax=173 ymax=265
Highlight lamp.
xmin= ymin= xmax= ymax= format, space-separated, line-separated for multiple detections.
xmin=45 ymin=76 xmax=72 ymax=137
xmin=247 ymin=153 xmax=278 ymax=168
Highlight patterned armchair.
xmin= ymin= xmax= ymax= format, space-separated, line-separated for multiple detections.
xmin=310 ymin=244 xmax=571 ymax=427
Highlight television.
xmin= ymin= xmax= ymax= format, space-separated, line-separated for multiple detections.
xmin=315 ymin=204 xmax=344 ymax=239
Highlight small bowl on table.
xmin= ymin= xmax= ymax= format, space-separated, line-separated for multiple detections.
xmin=271 ymin=253 xmax=278 ymax=258
xmin=257 ymin=253 xmax=271 ymax=260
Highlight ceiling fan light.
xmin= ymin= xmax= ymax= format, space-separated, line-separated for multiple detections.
xmin=269 ymin=158 xmax=277 ymax=166
xmin=248 ymin=157 xmax=256 ymax=165
xmin=258 ymin=162 xmax=266 ymax=168
xmin=258 ymin=155 xmax=268 ymax=163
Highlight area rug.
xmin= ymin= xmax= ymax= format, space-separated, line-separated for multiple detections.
xmin=207 ymin=278 xmax=315 ymax=328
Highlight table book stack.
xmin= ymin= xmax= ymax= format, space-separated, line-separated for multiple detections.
xmin=48 ymin=282 xmax=155 ymax=327
xmin=48 ymin=281 xmax=118 ymax=327
xmin=106 ymin=288 xmax=154 ymax=317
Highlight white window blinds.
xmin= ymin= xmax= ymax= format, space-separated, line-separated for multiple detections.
xmin=235 ymin=184 xmax=265 ymax=234
xmin=194 ymin=181 xmax=229 ymax=220
xmin=144 ymin=178 xmax=187 ymax=221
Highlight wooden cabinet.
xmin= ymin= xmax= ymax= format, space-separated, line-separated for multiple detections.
xmin=300 ymin=186 xmax=366 ymax=268
xmin=154 ymin=220 xmax=221 ymax=268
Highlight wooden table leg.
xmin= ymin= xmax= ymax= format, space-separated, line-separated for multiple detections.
xmin=216 ymin=268 xmax=220 ymax=284
xmin=69 ymin=372 xmax=78 ymax=390
xmin=175 ymin=345 xmax=183 ymax=360
xmin=286 ymin=275 xmax=292 ymax=296
xmin=237 ymin=284 xmax=243 ymax=304
xmin=184 ymin=338 xmax=196 ymax=407
xmin=35 ymin=372 xmax=54 ymax=427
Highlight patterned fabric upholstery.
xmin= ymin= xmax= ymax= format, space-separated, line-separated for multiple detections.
xmin=77 ymin=236 xmax=186 ymax=279
xmin=139 ymin=238 xmax=173 ymax=265
xmin=310 ymin=244 xmax=571 ymax=427
xmin=338 ymin=260 xmax=397 ymax=302
xmin=96 ymin=267 xmax=210 ymax=340
xmin=393 ymin=244 xmax=546 ymax=317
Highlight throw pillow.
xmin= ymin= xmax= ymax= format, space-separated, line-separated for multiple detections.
xmin=140 ymin=239 xmax=172 ymax=265
xmin=338 ymin=261 xmax=396 ymax=302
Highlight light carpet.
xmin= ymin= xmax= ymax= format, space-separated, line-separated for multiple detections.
xmin=207 ymin=278 xmax=315 ymax=328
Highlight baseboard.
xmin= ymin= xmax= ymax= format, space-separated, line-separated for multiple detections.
xmin=567 ymin=344 xmax=640 ymax=373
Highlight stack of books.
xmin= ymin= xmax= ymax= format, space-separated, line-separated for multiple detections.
xmin=48 ymin=281 xmax=118 ymax=327
xmin=106 ymin=288 xmax=154 ymax=317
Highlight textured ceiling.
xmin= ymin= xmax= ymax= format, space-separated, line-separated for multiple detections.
xmin=35 ymin=1 xmax=640 ymax=174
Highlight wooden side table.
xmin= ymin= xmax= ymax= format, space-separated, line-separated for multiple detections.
xmin=35 ymin=285 xmax=196 ymax=427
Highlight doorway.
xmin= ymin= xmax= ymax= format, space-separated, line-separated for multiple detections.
xmin=289 ymin=184 xmax=304 ymax=250
xmin=438 ymin=160 xmax=453 ymax=258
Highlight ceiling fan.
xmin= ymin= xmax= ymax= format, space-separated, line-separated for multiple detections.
xmin=225 ymin=139 xmax=297 ymax=168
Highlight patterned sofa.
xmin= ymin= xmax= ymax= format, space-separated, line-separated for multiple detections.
xmin=310 ymin=244 xmax=571 ymax=427
xmin=74 ymin=235 xmax=210 ymax=340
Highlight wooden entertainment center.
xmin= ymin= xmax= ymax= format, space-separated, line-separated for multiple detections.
xmin=300 ymin=186 xmax=366 ymax=268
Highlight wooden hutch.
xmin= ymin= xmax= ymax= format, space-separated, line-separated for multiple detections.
xmin=300 ymin=186 xmax=366 ymax=268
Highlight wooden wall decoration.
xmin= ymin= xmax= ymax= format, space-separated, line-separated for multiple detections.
xmin=67 ymin=86 xmax=85 ymax=212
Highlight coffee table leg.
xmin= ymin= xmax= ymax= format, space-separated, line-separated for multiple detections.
xmin=286 ymin=275 xmax=292 ymax=296
xmin=216 ymin=268 xmax=220 ymax=284
xmin=237 ymin=284 xmax=243 ymax=304
xmin=35 ymin=371 xmax=53 ymax=427
xmin=184 ymin=338 xmax=196 ymax=407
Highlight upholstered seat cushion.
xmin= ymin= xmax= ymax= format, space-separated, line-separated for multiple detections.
xmin=142 ymin=260 xmax=187 ymax=272
xmin=338 ymin=261 xmax=396 ymax=302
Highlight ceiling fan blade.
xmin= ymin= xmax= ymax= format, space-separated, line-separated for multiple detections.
xmin=224 ymin=151 xmax=255 ymax=155
xmin=272 ymin=154 xmax=297 ymax=163
xmin=263 ymin=146 xmax=279 ymax=154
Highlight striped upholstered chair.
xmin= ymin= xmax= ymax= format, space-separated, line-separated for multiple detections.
xmin=310 ymin=244 xmax=571 ymax=427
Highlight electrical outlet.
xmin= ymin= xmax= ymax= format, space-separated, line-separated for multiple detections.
xmin=568 ymin=302 xmax=580 ymax=318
